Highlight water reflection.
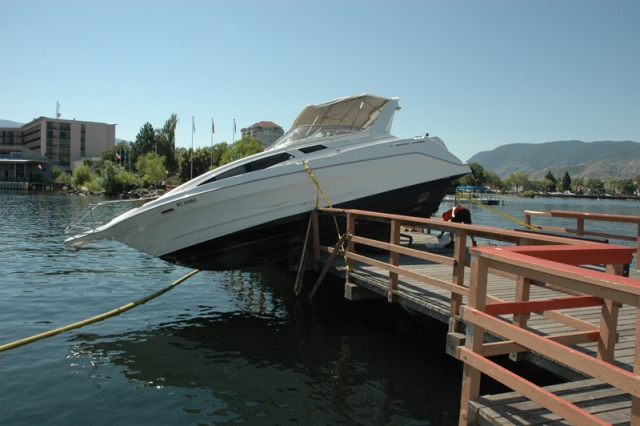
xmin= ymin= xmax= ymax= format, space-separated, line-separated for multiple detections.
xmin=61 ymin=266 xmax=460 ymax=425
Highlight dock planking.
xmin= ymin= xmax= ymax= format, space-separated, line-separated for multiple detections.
xmin=313 ymin=231 xmax=640 ymax=426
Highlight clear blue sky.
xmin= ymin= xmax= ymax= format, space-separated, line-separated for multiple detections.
xmin=1 ymin=0 xmax=639 ymax=162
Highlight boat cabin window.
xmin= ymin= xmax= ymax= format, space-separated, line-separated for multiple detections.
xmin=198 ymin=153 xmax=294 ymax=186
xmin=298 ymin=145 xmax=327 ymax=154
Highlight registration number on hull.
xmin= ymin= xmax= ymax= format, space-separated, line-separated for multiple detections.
xmin=176 ymin=198 xmax=197 ymax=207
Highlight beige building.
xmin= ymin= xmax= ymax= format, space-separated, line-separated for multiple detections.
xmin=241 ymin=121 xmax=284 ymax=148
xmin=0 ymin=117 xmax=116 ymax=172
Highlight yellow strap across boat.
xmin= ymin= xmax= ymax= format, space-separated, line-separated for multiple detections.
xmin=302 ymin=161 xmax=333 ymax=209
xmin=302 ymin=161 xmax=348 ymax=267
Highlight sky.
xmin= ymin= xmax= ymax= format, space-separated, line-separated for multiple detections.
xmin=1 ymin=0 xmax=639 ymax=162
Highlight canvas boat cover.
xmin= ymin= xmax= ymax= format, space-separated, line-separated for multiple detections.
xmin=290 ymin=93 xmax=391 ymax=131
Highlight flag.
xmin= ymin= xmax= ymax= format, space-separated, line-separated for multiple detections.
xmin=192 ymin=117 xmax=196 ymax=133
xmin=212 ymin=119 xmax=215 ymax=134
xmin=233 ymin=119 xmax=236 ymax=133
xmin=38 ymin=164 xmax=42 ymax=169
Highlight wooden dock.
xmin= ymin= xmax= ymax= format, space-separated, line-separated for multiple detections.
xmin=294 ymin=208 xmax=640 ymax=426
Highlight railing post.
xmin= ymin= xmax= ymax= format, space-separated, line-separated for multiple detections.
xmin=510 ymin=276 xmax=531 ymax=362
xmin=459 ymin=255 xmax=489 ymax=426
xmin=312 ymin=209 xmax=320 ymax=263
xmin=388 ymin=218 xmax=400 ymax=302
xmin=633 ymin=305 xmax=640 ymax=425
xmin=577 ymin=218 xmax=585 ymax=237
xmin=636 ymin=223 xmax=640 ymax=271
xmin=597 ymin=263 xmax=623 ymax=363
xmin=346 ymin=212 xmax=356 ymax=281
xmin=449 ymin=229 xmax=468 ymax=333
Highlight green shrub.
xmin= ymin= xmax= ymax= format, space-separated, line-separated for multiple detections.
xmin=99 ymin=161 xmax=141 ymax=196
xmin=73 ymin=165 xmax=93 ymax=187
xmin=521 ymin=190 xmax=536 ymax=198
xmin=84 ymin=179 xmax=103 ymax=193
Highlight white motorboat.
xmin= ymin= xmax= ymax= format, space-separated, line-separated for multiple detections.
xmin=64 ymin=94 xmax=470 ymax=270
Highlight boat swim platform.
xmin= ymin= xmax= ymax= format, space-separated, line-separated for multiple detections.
xmin=295 ymin=208 xmax=640 ymax=425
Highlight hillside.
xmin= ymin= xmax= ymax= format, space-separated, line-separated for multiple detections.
xmin=0 ymin=119 xmax=25 ymax=128
xmin=468 ymin=140 xmax=640 ymax=179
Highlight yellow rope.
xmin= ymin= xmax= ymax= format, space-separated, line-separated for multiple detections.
xmin=456 ymin=193 xmax=537 ymax=230
xmin=302 ymin=161 xmax=343 ymax=239
xmin=0 ymin=269 xmax=200 ymax=353
xmin=302 ymin=162 xmax=333 ymax=208
xmin=302 ymin=161 xmax=349 ymax=267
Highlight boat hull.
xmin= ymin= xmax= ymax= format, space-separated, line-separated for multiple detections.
xmin=159 ymin=175 xmax=461 ymax=270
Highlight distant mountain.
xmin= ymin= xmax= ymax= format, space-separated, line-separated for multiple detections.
xmin=468 ymin=140 xmax=640 ymax=179
xmin=0 ymin=119 xmax=25 ymax=128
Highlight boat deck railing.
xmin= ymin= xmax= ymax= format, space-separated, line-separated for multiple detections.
xmin=63 ymin=197 xmax=156 ymax=238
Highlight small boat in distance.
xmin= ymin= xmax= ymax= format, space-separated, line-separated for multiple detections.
xmin=443 ymin=186 xmax=502 ymax=205
xmin=64 ymin=94 xmax=471 ymax=270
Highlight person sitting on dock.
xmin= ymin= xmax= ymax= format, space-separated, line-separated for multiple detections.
xmin=439 ymin=205 xmax=477 ymax=248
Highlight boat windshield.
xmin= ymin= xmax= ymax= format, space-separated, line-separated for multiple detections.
xmin=270 ymin=124 xmax=365 ymax=150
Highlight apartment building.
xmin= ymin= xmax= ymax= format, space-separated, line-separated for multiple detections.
xmin=0 ymin=117 xmax=116 ymax=173
xmin=240 ymin=121 xmax=284 ymax=148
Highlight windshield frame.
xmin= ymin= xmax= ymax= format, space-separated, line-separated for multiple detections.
xmin=270 ymin=124 xmax=366 ymax=150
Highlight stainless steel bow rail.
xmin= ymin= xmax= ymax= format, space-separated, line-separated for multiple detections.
xmin=63 ymin=197 xmax=157 ymax=240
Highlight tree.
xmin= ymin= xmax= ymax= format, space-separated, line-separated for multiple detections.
xmin=561 ymin=172 xmax=571 ymax=192
xmin=530 ymin=178 xmax=553 ymax=193
xmin=131 ymin=122 xmax=156 ymax=167
xmin=572 ymin=176 xmax=584 ymax=193
xmin=178 ymin=147 xmax=219 ymax=182
xmin=483 ymin=170 xmax=501 ymax=190
xmin=99 ymin=160 xmax=141 ymax=196
xmin=505 ymin=172 xmax=530 ymax=193
xmin=209 ymin=142 xmax=228 ymax=168
xmin=220 ymin=137 xmax=264 ymax=166
xmin=458 ymin=162 xmax=485 ymax=187
xmin=544 ymin=170 xmax=557 ymax=192
xmin=155 ymin=114 xmax=179 ymax=176
xmin=585 ymin=177 xmax=605 ymax=195
xmin=606 ymin=178 xmax=620 ymax=195
xmin=51 ymin=167 xmax=62 ymax=182
xmin=73 ymin=165 xmax=93 ymax=187
xmin=619 ymin=178 xmax=637 ymax=196
xmin=97 ymin=141 xmax=130 ymax=173
xmin=136 ymin=152 xmax=167 ymax=186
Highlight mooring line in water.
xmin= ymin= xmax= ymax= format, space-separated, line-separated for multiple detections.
xmin=0 ymin=269 xmax=200 ymax=353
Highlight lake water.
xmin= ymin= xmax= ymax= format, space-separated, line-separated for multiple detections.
xmin=1 ymin=192 xmax=638 ymax=425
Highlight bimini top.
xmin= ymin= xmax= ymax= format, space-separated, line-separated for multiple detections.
xmin=270 ymin=93 xmax=399 ymax=149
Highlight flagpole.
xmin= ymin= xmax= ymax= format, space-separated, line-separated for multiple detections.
xmin=210 ymin=118 xmax=214 ymax=168
xmin=191 ymin=116 xmax=194 ymax=180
